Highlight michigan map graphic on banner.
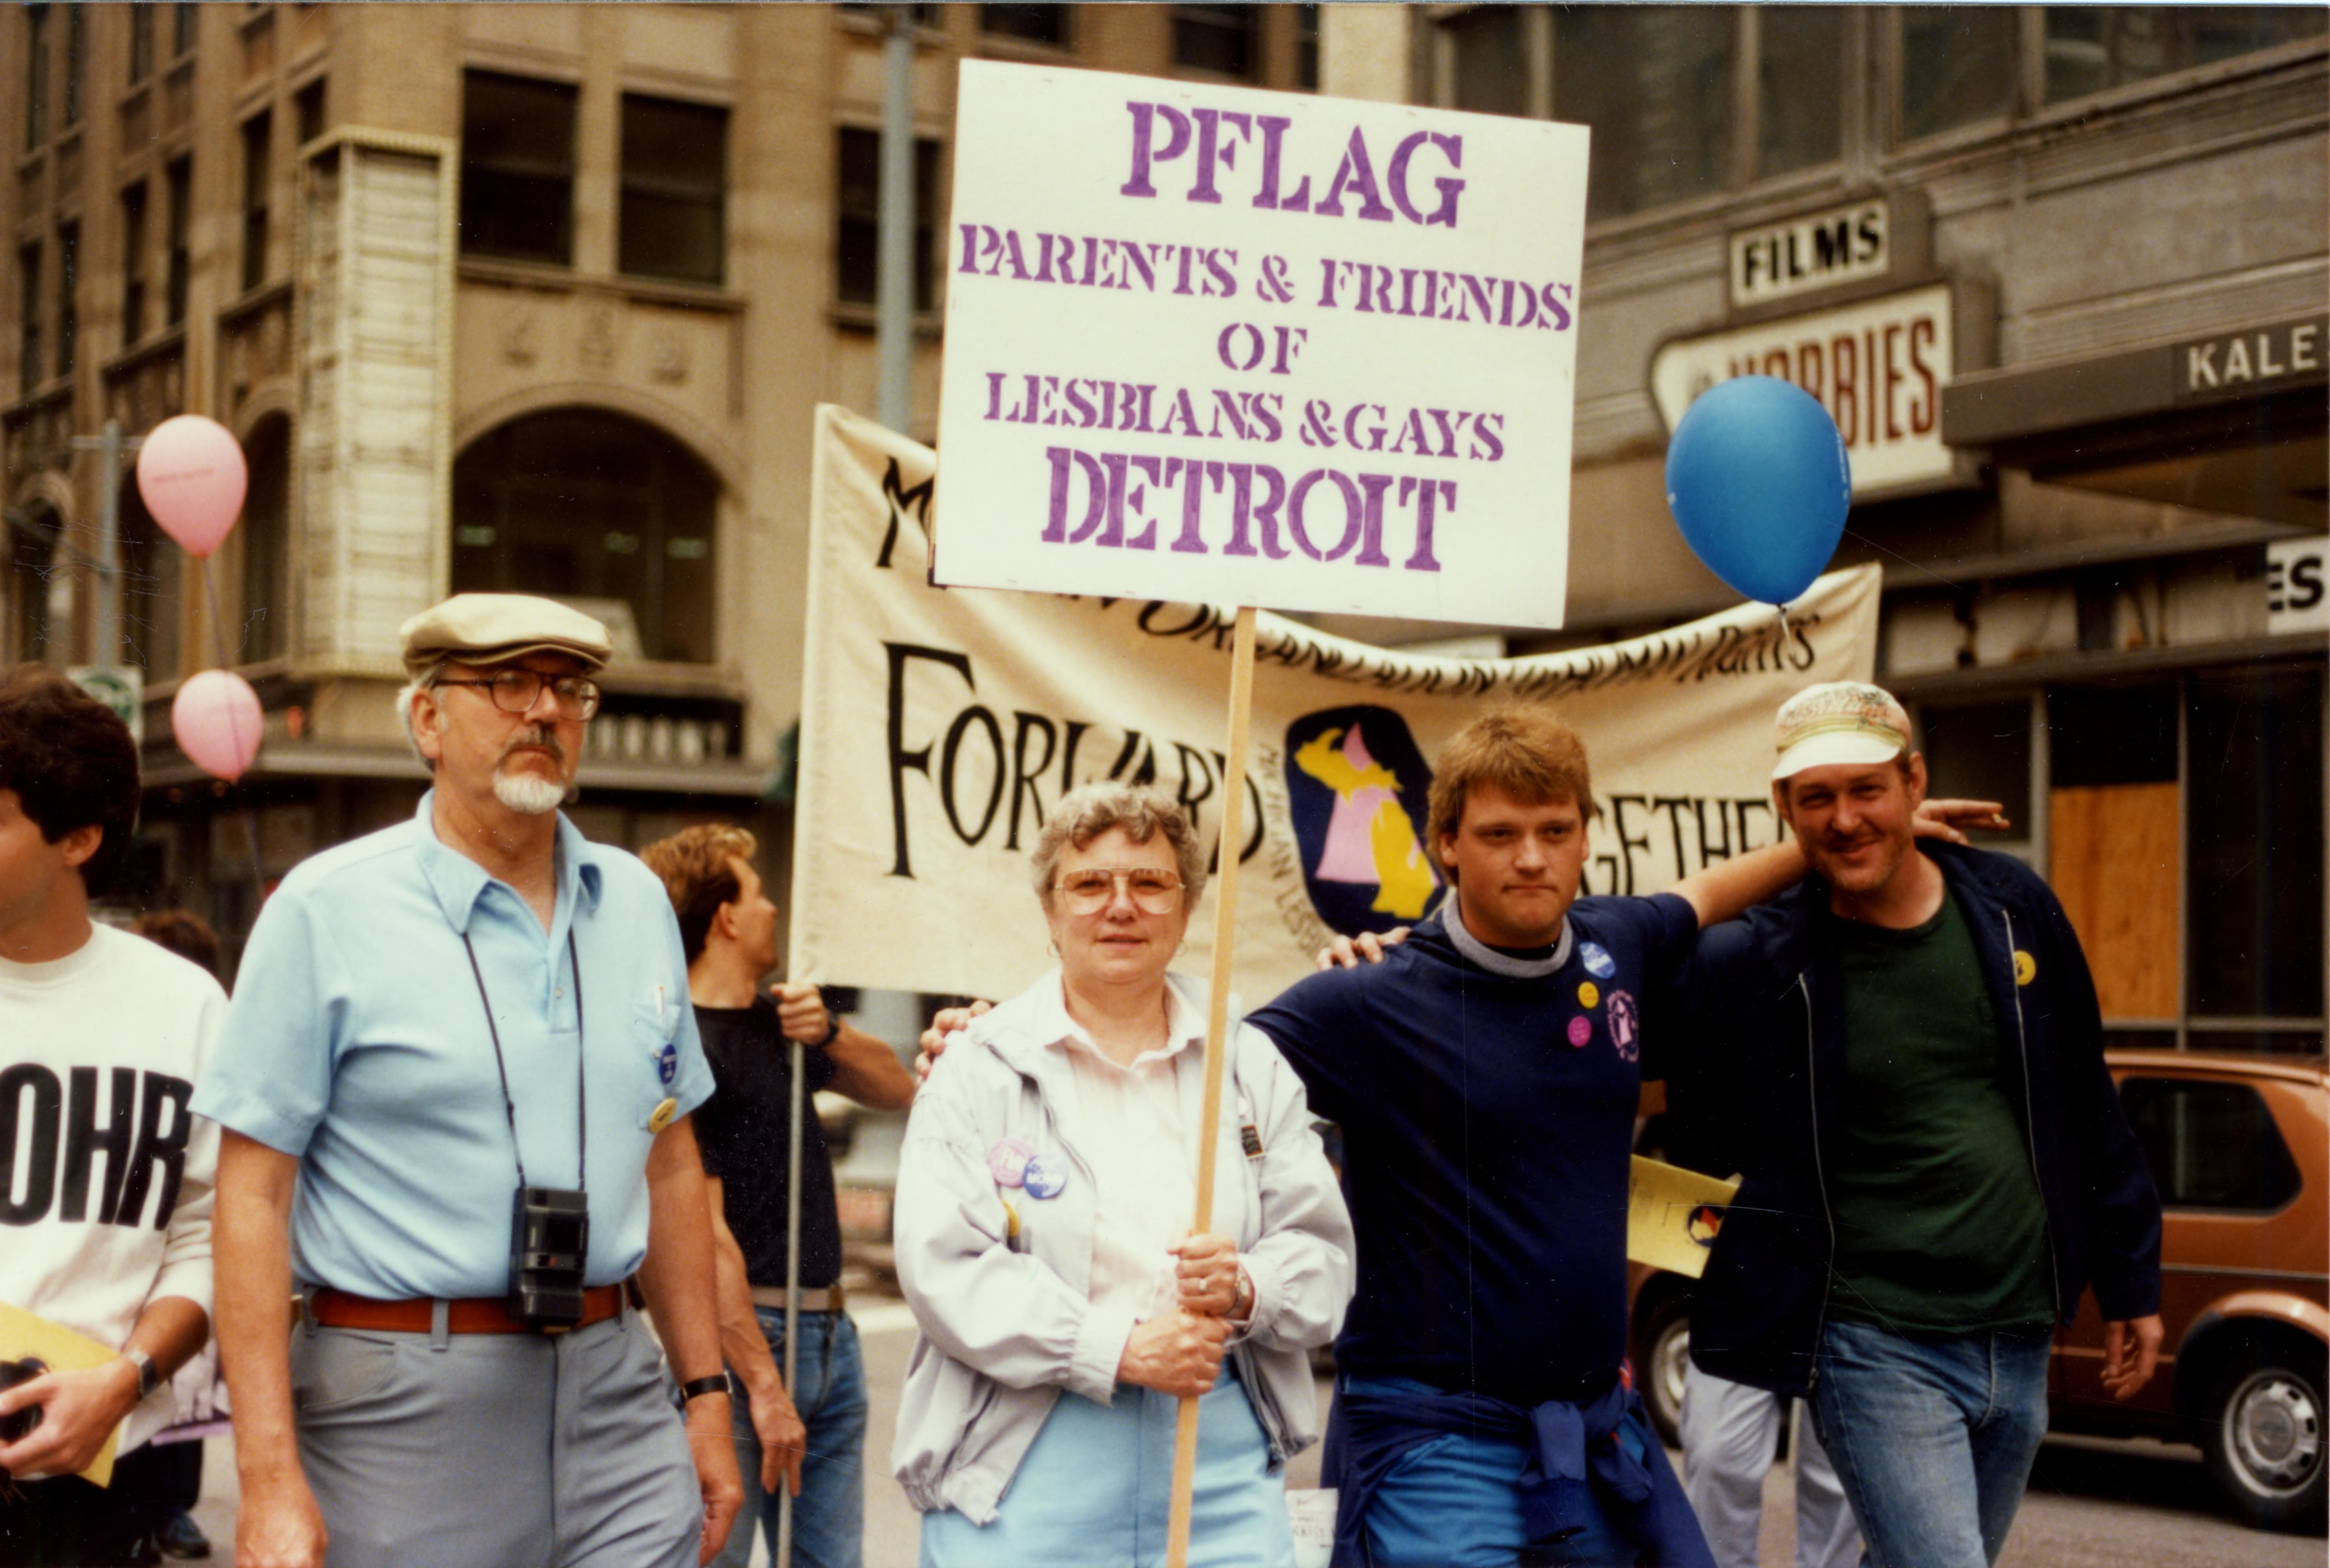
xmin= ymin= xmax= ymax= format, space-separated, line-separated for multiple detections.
xmin=790 ymin=406 xmax=1879 ymax=1004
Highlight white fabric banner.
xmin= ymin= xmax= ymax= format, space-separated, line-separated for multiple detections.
xmin=791 ymin=406 xmax=1880 ymax=1005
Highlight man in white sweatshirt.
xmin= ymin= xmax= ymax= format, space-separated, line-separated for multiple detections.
xmin=0 ymin=665 xmax=225 ymax=1566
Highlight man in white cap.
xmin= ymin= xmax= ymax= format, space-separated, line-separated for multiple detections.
xmin=196 ymin=593 xmax=743 ymax=1568
xmin=1670 ymin=681 xmax=2164 ymax=1568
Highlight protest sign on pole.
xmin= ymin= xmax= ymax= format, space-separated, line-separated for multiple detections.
xmin=794 ymin=405 xmax=1882 ymax=1009
xmin=931 ymin=61 xmax=1591 ymax=631
xmin=910 ymin=59 xmax=1666 ymax=1563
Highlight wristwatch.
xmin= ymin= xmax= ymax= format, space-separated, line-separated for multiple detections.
xmin=813 ymin=1006 xmax=843 ymax=1049
xmin=123 ymin=1349 xmax=163 ymax=1401
xmin=679 ymin=1373 xmax=732 ymax=1404
xmin=1231 ymin=1268 xmax=1255 ymax=1320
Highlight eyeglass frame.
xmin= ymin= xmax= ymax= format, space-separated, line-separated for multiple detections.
xmin=1049 ymin=866 xmax=1186 ymax=914
xmin=432 ymin=669 xmax=604 ymax=720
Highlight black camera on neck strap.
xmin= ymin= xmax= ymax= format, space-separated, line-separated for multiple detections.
xmin=466 ymin=929 xmax=593 ymax=1331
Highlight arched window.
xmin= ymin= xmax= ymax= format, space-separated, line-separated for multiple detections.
xmin=452 ymin=409 xmax=717 ymax=664
xmin=239 ymin=414 xmax=291 ymax=663
xmin=6 ymin=502 xmax=74 ymax=665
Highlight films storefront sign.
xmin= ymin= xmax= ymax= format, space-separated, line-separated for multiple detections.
xmin=1651 ymin=282 xmax=1961 ymax=498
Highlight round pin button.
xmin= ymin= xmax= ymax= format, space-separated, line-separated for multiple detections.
xmin=1578 ymin=981 xmax=1600 ymax=1008
xmin=1021 ymin=1153 xmax=1069 ymax=1200
xmin=987 ymin=1136 xmax=1034 ymax=1188
xmin=1565 ymin=1016 xmax=1592 ymax=1049
xmin=1580 ymin=942 xmax=1617 ymax=980
xmin=648 ymin=1096 xmax=679 ymax=1133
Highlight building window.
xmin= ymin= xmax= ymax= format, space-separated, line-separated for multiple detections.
xmin=1968 ymin=669 xmax=2328 ymax=1057
xmin=1555 ymin=5 xmax=1733 ymax=220
xmin=239 ymin=416 xmax=290 ymax=662
xmin=17 ymin=244 xmax=40 ymax=396
xmin=452 ymin=410 xmax=720 ymax=666
xmin=2043 ymin=6 xmax=2328 ymax=103
xmin=1175 ymin=4 xmax=1259 ymax=79
xmin=121 ymin=182 xmax=148 ymax=348
xmin=619 ymin=94 xmax=727 ymax=286
xmin=1447 ymin=5 xmax=1530 ymax=118
xmin=1754 ymin=7 xmax=1844 ymax=178
xmin=2185 ymin=664 xmax=2324 ymax=1047
xmin=241 ymin=111 xmax=272 ymax=293
xmin=165 ymin=157 xmax=192 ymax=327
xmin=836 ymin=127 xmax=938 ymax=313
xmin=25 ymin=5 xmax=49 ymax=151
xmin=1900 ymin=7 xmax=2018 ymax=141
xmin=129 ymin=4 xmax=155 ymax=86
xmin=459 ymin=70 xmax=577 ymax=267
xmin=174 ymin=1 xmax=197 ymax=56
xmin=295 ymin=76 xmax=326 ymax=145
xmin=980 ymin=5 xmax=1069 ymax=47
xmin=1295 ymin=3 xmax=1320 ymax=90
xmin=61 ymin=4 xmax=83 ymax=129
xmin=6 ymin=506 xmax=70 ymax=664
xmin=54 ymin=223 xmax=77 ymax=380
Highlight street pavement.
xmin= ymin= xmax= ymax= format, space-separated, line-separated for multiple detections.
xmin=184 ymin=1294 xmax=2321 ymax=1566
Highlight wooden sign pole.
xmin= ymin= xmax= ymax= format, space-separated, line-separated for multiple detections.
xmin=1165 ymin=604 xmax=1259 ymax=1568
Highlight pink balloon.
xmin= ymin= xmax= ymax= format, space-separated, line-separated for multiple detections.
xmin=136 ymin=415 xmax=248 ymax=558
xmin=172 ymin=670 xmax=264 ymax=781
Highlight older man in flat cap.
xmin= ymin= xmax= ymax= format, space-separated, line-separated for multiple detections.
xmin=196 ymin=594 xmax=743 ymax=1568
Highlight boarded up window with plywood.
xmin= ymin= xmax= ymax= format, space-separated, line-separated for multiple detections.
xmin=2048 ymin=685 xmax=2179 ymax=1023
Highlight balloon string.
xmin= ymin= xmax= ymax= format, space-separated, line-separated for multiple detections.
xmin=202 ymin=559 xmax=267 ymax=899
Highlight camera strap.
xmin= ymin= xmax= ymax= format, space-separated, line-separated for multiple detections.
xmin=461 ymin=928 xmax=588 ymax=1192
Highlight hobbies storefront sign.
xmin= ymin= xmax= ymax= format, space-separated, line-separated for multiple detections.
xmin=932 ymin=62 xmax=1592 ymax=631
xmin=793 ymin=407 xmax=1881 ymax=1002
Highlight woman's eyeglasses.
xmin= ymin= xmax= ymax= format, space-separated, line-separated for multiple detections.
xmin=1052 ymin=867 xmax=1184 ymax=914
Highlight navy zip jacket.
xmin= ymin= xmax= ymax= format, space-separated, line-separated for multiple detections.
xmin=1664 ymin=839 xmax=2163 ymax=1397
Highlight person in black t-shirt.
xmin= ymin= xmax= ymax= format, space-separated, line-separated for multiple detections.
xmin=642 ymin=827 xmax=915 ymax=1568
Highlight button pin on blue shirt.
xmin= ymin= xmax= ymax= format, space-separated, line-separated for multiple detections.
xmin=1580 ymin=942 xmax=1616 ymax=980
xmin=656 ymin=1040 xmax=679 ymax=1086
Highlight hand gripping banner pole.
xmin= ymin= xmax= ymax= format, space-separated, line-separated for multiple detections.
xmin=1165 ymin=604 xmax=1259 ymax=1568
xmin=773 ymin=1035 xmax=807 ymax=1568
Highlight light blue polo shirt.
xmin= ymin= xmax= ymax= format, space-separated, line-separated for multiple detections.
xmin=193 ymin=793 xmax=716 ymax=1299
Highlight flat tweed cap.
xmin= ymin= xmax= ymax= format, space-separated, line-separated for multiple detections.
xmin=399 ymin=593 xmax=613 ymax=677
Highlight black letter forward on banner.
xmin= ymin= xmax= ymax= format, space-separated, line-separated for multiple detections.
xmin=887 ymin=643 xmax=977 ymax=878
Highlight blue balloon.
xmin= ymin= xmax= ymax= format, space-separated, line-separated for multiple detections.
xmin=1664 ymin=376 xmax=1851 ymax=606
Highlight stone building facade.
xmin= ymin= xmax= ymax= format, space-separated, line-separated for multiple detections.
xmin=2 ymin=1 xmax=1319 ymax=955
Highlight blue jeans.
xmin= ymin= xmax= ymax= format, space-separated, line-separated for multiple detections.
xmin=918 ymin=1366 xmax=1291 ymax=1568
xmin=1347 ymin=1375 xmax=1671 ymax=1568
xmin=712 ymin=1309 xmax=867 ymax=1568
xmin=1808 ymin=1320 xmax=2051 ymax=1568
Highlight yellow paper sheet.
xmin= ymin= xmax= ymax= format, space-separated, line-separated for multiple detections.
xmin=0 ymin=1302 xmax=124 ymax=1487
xmin=1627 ymin=1156 xmax=1742 ymax=1280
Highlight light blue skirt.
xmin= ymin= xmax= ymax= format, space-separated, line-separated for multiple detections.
xmin=919 ymin=1366 xmax=1295 ymax=1568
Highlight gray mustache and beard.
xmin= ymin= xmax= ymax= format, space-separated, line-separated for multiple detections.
xmin=492 ymin=726 xmax=570 ymax=815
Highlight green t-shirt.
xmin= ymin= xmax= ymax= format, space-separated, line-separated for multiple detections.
xmin=1825 ymin=892 xmax=2055 ymax=1334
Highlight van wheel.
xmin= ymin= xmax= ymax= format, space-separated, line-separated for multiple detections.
xmin=1638 ymin=1295 xmax=1691 ymax=1450
xmin=2200 ymin=1345 xmax=2328 ymax=1534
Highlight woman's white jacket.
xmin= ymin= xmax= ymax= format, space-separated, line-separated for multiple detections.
xmin=890 ymin=970 xmax=1356 ymax=1526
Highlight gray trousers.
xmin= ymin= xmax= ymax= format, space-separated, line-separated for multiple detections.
xmin=1681 ymin=1361 xmax=1860 ymax=1568
xmin=289 ymin=1302 xmax=703 ymax=1568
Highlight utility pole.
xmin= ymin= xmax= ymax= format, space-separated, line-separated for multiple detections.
xmin=70 ymin=418 xmax=143 ymax=667
xmin=876 ymin=4 xmax=916 ymax=435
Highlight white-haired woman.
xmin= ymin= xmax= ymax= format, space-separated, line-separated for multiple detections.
xmin=892 ymin=782 xmax=1355 ymax=1567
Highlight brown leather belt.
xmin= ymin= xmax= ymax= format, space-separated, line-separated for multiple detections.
xmin=749 ymin=1284 xmax=845 ymax=1313
xmin=307 ymin=1285 xmax=625 ymax=1335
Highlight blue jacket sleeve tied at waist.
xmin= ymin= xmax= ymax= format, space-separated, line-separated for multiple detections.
xmin=1323 ymin=1378 xmax=1714 ymax=1568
